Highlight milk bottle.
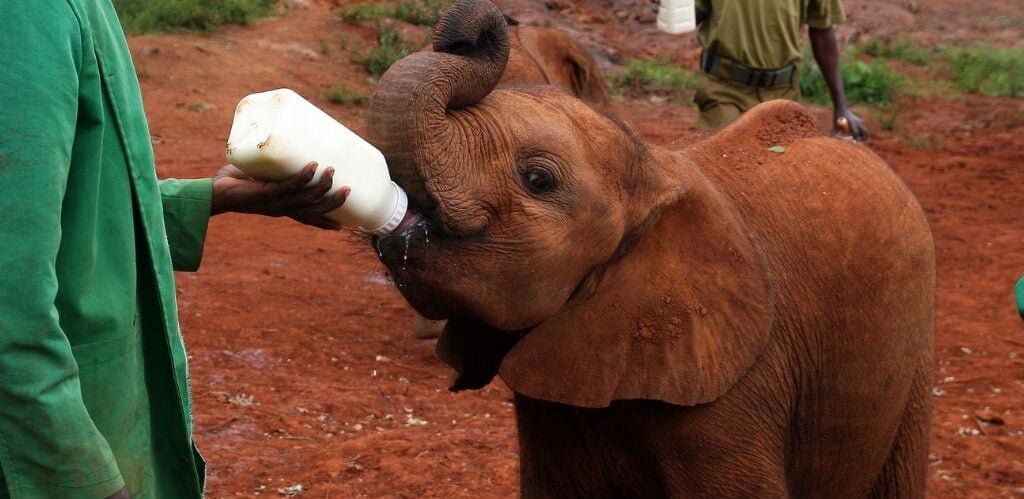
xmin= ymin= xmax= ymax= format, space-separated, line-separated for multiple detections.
xmin=226 ymin=89 xmax=408 ymax=235
xmin=657 ymin=0 xmax=697 ymax=34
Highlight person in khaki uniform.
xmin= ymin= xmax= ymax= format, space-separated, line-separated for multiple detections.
xmin=694 ymin=0 xmax=869 ymax=140
xmin=0 ymin=1 xmax=348 ymax=497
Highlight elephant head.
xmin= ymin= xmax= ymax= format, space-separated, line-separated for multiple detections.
xmin=368 ymin=0 xmax=773 ymax=408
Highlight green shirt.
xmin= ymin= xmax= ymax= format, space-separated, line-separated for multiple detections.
xmin=0 ymin=1 xmax=210 ymax=497
xmin=696 ymin=0 xmax=847 ymax=69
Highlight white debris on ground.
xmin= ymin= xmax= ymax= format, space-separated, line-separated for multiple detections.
xmin=277 ymin=484 xmax=304 ymax=496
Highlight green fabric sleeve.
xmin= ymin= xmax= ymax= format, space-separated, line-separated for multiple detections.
xmin=806 ymin=0 xmax=847 ymax=29
xmin=0 ymin=3 xmax=125 ymax=498
xmin=1016 ymin=276 xmax=1024 ymax=321
xmin=159 ymin=178 xmax=212 ymax=272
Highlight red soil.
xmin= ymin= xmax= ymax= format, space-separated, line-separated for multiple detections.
xmin=131 ymin=1 xmax=1024 ymax=496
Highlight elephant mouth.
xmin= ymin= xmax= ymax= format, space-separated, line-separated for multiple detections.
xmin=373 ymin=210 xmax=461 ymax=319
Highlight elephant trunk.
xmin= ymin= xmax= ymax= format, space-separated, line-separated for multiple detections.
xmin=367 ymin=0 xmax=510 ymax=233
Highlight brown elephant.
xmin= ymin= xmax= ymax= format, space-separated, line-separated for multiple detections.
xmin=422 ymin=12 xmax=608 ymax=106
xmin=369 ymin=1 xmax=935 ymax=497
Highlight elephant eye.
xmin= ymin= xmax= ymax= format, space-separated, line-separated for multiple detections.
xmin=521 ymin=167 xmax=556 ymax=195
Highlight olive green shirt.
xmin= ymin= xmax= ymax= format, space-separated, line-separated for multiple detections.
xmin=696 ymin=0 xmax=847 ymax=69
xmin=1 ymin=1 xmax=209 ymax=497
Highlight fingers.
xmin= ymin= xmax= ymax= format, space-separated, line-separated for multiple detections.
xmin=850 ymin=117 xmax=869 ymax=142
xmin=279 ymin=162 xmax=319 ymax=191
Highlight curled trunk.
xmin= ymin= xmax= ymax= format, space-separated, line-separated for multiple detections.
xmin=367 ymin=0 xmax=510 ymax=234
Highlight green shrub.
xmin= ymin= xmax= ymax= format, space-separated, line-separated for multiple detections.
xmin=113 ymin=0 xmax=274 ymax=34
xmin=861 ymin=39 xmax=932 ymax=66
xmin=799 ymin=49 xmax=903 ymax=106
xmin=325 ymin=85 xmax=369 ymax=106
xmin=339 ymin=0 xmax=452 ymax=26
xmin=613 ymin=58 xmax=699 ymax=95
xmin=944 ymin=44 xmax=1024 ymax=98
xmin=355 ymin=25 xmax=418 ymax=79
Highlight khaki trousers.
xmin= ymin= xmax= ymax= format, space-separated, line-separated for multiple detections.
xmin=694 ymin=72 xmax=801 ymax=129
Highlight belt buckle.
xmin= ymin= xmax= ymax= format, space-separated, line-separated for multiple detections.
xmin=755 ymin=71 xmax=770 ymax=88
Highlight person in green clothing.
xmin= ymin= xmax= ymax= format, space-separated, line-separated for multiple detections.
xmin=693 ymin=0 xmax=870 ymax=141
xmin=0 ymin=2 xmax=349 ymax=498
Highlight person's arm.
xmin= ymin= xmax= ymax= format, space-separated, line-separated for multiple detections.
xmin=158 ymin=164 xmax=347 ymax=272
xmin=806 ymin=0 xmax=868 ymax=142
xmin=695 ymin=0 xmax=709 ymax=25
xmin=0 ymin=4 xmax=127 ymax=498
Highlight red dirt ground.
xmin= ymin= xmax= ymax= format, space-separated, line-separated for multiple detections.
xmin=130 ymin=0 xmax=1024 ymax=496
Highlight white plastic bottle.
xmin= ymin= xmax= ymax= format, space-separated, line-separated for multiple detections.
xmin=657 ymin=0 xmax=697 ymax=34
xmin=226 ymin=89 xmax=408 ymax=235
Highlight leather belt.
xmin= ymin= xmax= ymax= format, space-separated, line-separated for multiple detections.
xmin=700 ymin=50 xmax=796 ymax=88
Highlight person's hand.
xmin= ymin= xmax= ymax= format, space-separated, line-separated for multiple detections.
xmin=105 ymin=487 xmax=131 ymax=499
xmin=834 ymin=108 xmax=869 ymax=142
xmin=211 ymin=162 xmax=349 ymax=230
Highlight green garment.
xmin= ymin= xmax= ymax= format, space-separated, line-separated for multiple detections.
xmin=1 ymin=1 xmax=210 ymax=498
xmin=695 ymin=0 xmax=846 ymax=69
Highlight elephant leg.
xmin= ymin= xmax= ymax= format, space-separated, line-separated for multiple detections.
xmin=868 ymin=353 xmax=932 ymax=499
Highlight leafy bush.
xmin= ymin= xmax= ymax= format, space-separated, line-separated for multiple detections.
xmin=944 ymin=44 xmax=1024 ymax=98
xmin=355 ymin=25 xmax=418 ymax=79
xmin=612 ymin=58 xmax=699 ymax=96
xmin=113 ymin=0 xmax=274 ymax=34
xmin=325 ymin=85 xmax=369 ymax=106
xmin=339 ymin=0 xmax=452 ymax=26
xmin=799 ymin=49 xmax=903 ymax=106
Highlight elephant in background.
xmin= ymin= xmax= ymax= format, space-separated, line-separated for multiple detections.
xmin=370 ymin=1 xmax=935 ymax=497
xmin=423 ymin=9 xmax=608 ymax=106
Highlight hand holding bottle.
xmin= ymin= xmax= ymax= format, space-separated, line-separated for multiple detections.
xmin=211 ymin=161 xmax=350 ymax=230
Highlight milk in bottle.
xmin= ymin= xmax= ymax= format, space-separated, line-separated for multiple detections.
xmin=226 ymin=89 xmax=408 ymax=235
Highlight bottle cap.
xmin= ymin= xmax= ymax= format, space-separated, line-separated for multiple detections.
xmin=369 ymin=183 xmax=409 ymax=235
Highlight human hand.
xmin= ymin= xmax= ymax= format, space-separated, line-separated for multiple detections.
xmin=834 ymin=108 xmax=869 ymax=142
xmin=105 ymin=487 xmax=131 ymax=499
xmin=211 ymin=162 xmax=350 ymax=230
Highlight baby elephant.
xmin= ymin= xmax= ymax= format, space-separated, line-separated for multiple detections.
xmin=370 ymin=1 xmax=935 ymax=497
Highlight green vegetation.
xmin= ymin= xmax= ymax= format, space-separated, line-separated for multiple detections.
xmin=180 ymin=102 xmax=212 ymax=112
xmin=861 ymin=39 xmax=932 ymax=66
xmin=325 ymin=85 xmax=369 ymax=106
xmin=113 ymin=0 xmax=274 ymax=34
xmin=339 ymin=0 xmax=453 ymax=26
xmin=611 ymin=58 xmax=699 ymax=96
xmin=799 ymin=49 xmax=903 ymax=106
xmin=944 ymin=44 xmax=1024 ymax=98
xmin=355 ymin=25 xmax=419 ymax=79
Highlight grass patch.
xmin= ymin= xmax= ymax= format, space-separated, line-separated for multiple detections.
xmin=339 ymin=0 xmax=452 ymax=26
xmin=943 ymin=44 xmax=1024 ymax=98
xmin=355 ymin=25 xmax=419 ymax=79
xmin=861 ymin=39 xmax=932 ymax=66
xmin=325 ymin=85 xmax=369 ymax=106
xmin=800 ymin=49 xmax=903 ymax=106
xmin=611 ymin=58 xmax=699 ymax=96
xmin=113 ymin=0 xmax=274 ymax=34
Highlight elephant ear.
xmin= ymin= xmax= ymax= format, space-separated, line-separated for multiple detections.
xmin=498 ymin=180 xmax=775 ymax=408
xmin=563 ymin=38 xmax=608 ymax=105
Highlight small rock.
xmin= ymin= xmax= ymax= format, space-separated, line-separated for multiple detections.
xmin=277 ymin=484 xmax=303 ymax=496
xmin=975 ymin=409 xmax=1006 ymax=426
